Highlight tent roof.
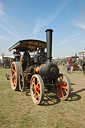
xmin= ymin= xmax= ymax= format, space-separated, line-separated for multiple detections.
xmin=78 ymin=52 xmax=85 ymax=55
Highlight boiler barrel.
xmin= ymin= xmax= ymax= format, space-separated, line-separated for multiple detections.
xmin=40 ymin=62 xmax=59 ymax=79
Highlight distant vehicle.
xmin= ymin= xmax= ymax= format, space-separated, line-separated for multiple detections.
xmin=66 ymin=56 xmax=80 ymax=71
xmin=52 ymin=58 xmax=58 ymax=64
xmin=2 ymin=56 xmax=14 ymax=68
xmin=78 ymin=52 xmax=85 ymax=75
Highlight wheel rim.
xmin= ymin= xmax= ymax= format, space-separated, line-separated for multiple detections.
xmin=55 ymin=75 xmax=70 ymax=100
xmin=31 ymin=76 xmax=40 ymax=103
xmin=10 ymin=63 xmax=17 ymax=90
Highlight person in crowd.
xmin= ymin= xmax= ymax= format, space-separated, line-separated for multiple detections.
xmin=66 ymin=61 xmax=70 ymax=73
xmin=14 ymin=48 xmax=21 ymax=62
xmin=62 ymin=62 xmax=65 ymax=70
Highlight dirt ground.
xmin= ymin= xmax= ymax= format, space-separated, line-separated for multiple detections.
xmin=0 ymin=66 xmax=85 ymax=128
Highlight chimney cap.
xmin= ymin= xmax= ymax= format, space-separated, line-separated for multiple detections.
xmin=45 ymin=29 xmax=53 ymax=32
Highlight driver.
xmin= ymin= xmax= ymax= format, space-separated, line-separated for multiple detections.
xmin=23 ymin=49 xmax=30 ymax=60
xmin=22 ymin=49 xmax=30 ymax=70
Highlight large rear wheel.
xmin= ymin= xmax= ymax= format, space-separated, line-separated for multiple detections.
xmin=30 ymin=74 xmax=44 ymax=105
xmin=55 ymin=74 xmax=71 ymax=100
xmin=10 ymin=62 xmax=20 ymax=91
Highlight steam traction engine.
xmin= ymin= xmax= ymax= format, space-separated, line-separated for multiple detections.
xmin=9 ymin=29 xmax=71 ymax=105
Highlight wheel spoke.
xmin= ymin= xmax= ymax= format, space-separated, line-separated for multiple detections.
xmin=56 ymin=89 xmax=61 ymax=98
xmin=12 ymin=69 xmax=15 ymax=73
xmin=60 ymin=77 xmax=63 ymax=84
xmin=34 ymin=84 xmax=37 ymax=88
xmin=34 ymin=89 xmax=37 ymax=96
xmin=37 ymin=80 xmax=39 ymax=84
xmin=63 ymin=81 xmax=67 ymax=86
xmin=58 ymin=92 xmax=61 ymax=98
xmin=13 ymin=80 xmax=16 ymax=87
xmin=37 ymin=92 xmax=40 ymax=98
xmin=37 ymin=82 xmax=40 ymax=88
xmin=32 ymin=78 xmax=35 ymax=84
xmin=14 ymin=78 xmax=16 ymax=85
xmin=64 ymin=89 xmax=67 ymax=94
xmin=33 ymin=88 xmax=40 ymax=100
xmin=61 ymin=90 xmax=64 ymax=97
xmin=12 ymin=74 xmax=15 ymax=79
xmin=62 ymin=85 xmax=67 ymax=89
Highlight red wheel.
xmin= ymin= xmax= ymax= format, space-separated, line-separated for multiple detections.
xmin=55 ymin=74 xmax=71 ymax=100
xmin=10 ymin=62 xmax=20 ymax=91
xmin=30 ymin=74 xmax=44 ymax=105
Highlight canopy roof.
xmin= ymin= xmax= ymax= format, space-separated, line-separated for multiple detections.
xmin=78 ymin=52 xmax=85 ymax=55
xmin=8 ymin=39 xmax=47 ymax=52
xmin=66 ymin=56 xmax=79 ymax=59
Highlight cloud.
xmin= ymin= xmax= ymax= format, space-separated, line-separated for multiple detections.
xmin=54 ymin=33 xmax=82 ymax=46
xmin=75 ymin=22 xmax=85 ymax=29
xmin=68 ymin=13 xmax=85 ymax=30
xmin=73 ymin=44 xmax=85 ymax=47
xmin=33 ymin=16 xmax=54 ymax=37
xmin=33 ymin=0 xmax=70 ymax=37
xmin=0 ymin=35 xmax=4 ymax=39
xmin=66 ymin=18 xmax=85 ymax=47
xmin=71 ymin=19 xmax=85 ymax=30
xmin=0 ymin=35 xmax=9 ymax=40
xmin=0 ymin=3 xmax=5 ymax=15
xmin=0 ymin=20 xmax=19 ymax=38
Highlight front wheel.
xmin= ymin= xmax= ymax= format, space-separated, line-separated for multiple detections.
xmin=55 ymin=74 xmax=71 ymax=100
xmin=30 ymin=74 xmax=44 ymax=105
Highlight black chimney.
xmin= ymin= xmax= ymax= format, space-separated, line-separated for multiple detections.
xmin=45 ymin=29 xmax=53 ymax=63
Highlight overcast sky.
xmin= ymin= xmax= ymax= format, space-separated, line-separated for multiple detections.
xmin=0 ymin=0 xmax=85 ymax=58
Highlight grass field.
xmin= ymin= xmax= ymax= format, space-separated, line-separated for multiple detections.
xmin=0 ymin=66 xmax=85 ymax=128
